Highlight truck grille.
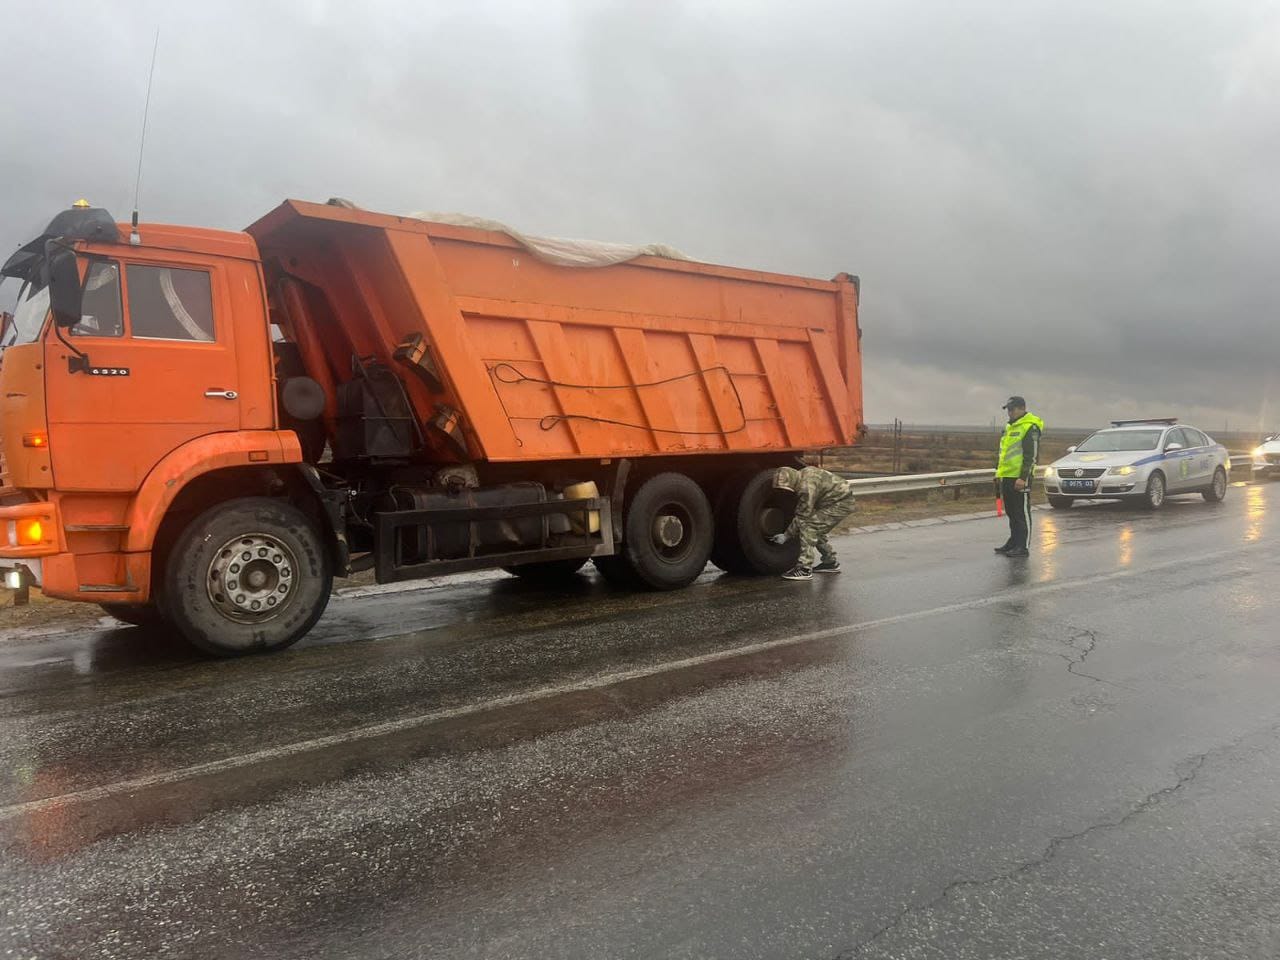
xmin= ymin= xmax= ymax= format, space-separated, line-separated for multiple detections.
xmin=1060 ymin=468 xmax=1106 ymax=479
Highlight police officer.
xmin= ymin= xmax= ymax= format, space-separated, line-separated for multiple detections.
xmin=994 ymin=396 xmax=1044 ymax=557
xmin=770 ymin=465 xmax=857 ymax=581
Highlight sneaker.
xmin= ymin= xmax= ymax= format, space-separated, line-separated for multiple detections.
xmin=1004 ymin=547 xmax=1029 ymax=558
xmin=781 ymin=565 xmax=813 ymax=581
xmin=813 ymin=559 xmax=841 ymax=574
xmin=993 ymin=542 xmax=1014 ymax=554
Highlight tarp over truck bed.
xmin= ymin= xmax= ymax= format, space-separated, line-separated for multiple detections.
xmin=248 ymin=200 xmax=863 ymax=463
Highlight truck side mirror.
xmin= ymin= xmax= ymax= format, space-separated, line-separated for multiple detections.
xmin=43 ymin=245 xmax=83 ymax=328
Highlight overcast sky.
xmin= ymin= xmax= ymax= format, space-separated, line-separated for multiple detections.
xmin=3 ymin=0 xmax=1278 ymax=432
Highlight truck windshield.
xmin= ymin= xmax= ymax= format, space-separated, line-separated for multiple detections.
xmin=3 ymin=279 xmax=50 ymax=348
xmin=1075 ymin=429 xmax=1163 ymax=452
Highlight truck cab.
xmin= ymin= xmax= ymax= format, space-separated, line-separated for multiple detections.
xmin=0 ymin=204 xmax=301 ymax=616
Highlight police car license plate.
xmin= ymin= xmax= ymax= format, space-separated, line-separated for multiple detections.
xmin=1062 ymin=479 xmax=1094 ymax=491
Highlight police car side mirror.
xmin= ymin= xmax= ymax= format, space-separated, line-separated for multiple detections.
xmin=1165 ymin=442 xmax=1183 ymax=452
xmin=1066 ymin=445 xmax=1076 ymax=454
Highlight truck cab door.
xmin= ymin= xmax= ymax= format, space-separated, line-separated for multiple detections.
xmin=44 ymin=256 xmax=242 ymax=492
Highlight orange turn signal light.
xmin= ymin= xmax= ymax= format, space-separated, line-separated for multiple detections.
xmin=21 ymin=432 xmax=47 ymax=448
xmin=15 ymin=518 xmax=44 ymax=546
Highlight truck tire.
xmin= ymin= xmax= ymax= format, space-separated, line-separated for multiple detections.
xmin=618 ymin=472 xmax=714 ymax=590
xmin=99 ymin=602 xmax=167 ymax=629
xmin=164 ymin=497 xmax=332 ymax=657
xmin=503 ymin=558 xmax=588 ymax=583
xmin=711 ymin=469 xmax=801 ymax=575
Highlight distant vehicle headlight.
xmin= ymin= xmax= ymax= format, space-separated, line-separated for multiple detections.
xmin=1109 ymin=465 xmax=1136 ymax=476
xmin=1253 ymin=446 xmax=1267 ymax=457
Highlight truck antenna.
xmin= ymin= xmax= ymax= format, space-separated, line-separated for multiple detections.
xmin=130 ymin=28 xmax=161 ymax=246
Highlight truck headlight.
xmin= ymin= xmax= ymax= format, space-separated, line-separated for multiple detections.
xmin=1109 ymin=465 xmax=1136 ymax=476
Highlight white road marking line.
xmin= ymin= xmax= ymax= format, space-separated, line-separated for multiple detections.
xmin=0 ymin=541 xmax=1260 ymax=821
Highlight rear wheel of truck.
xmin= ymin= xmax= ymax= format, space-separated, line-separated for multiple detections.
xmin=99 ymin=602 xmax=168 ymax=629
xmin=502 ymin=558 xmax=589 ymax=583
xmin=617 ymin=472 xmax=714 ymax=590
xmin=164 ymin=497 xmax=332 ymax=657
xmin=710 ymin=469 xmax=801 ymax=575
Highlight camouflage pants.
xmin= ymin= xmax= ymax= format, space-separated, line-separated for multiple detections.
xmin=795 ymin=497 xmax=857 ymax=568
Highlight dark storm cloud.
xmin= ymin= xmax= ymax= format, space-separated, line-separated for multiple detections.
xmin=3 ymin=0 xmax=1277 ymax=430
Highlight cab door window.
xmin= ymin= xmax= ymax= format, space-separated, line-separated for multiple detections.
xmin=71 ymin=260 xmax=123 ymax=338
xmin=126 ymin=265 xmax=214 ymax=341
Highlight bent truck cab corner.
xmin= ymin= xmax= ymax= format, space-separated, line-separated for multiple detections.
xmin=0 ymin=199 xmax=863 ymax=656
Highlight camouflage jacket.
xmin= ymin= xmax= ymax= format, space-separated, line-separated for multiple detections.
xmin=777 ymin=466 xmax=854 ymax=535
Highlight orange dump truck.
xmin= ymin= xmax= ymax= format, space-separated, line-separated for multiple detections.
xmin=0 ymin=200 xmax=863 ymax=654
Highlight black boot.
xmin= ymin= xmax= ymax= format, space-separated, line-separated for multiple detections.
xmin=993 ymin=541 xmax=1014 ymax=554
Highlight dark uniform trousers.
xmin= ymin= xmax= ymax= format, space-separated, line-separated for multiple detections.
xmin=1000 ymin=477 xmax=1032 ymax=550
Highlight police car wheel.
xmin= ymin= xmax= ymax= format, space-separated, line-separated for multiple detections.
xmin=1048 ymin=496 xmax=1074 ymax=510
xmin=1143 ymin=471 xmax=1167 ymax=510
xmin=1202 ymin=467 xmax=1228 ymax=503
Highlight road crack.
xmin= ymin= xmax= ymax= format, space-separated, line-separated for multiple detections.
xmin=1058 ymin=627 xmax=1111 ymax=685
xmin=831 ymin=729 xmax=1270 ymax=959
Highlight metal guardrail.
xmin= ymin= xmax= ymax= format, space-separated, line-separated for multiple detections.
xmin=837 ymin=468 xmax=996 ymax=495
xmin=837 ymin=456 xmax=1256 ymax=497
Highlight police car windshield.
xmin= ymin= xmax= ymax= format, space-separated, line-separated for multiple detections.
xmin=1075 ymin=429 xmax=1163 ymax=452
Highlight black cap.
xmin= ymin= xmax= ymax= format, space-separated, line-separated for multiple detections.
xmin=1002 ymin=396 xmax=1026 ymax=410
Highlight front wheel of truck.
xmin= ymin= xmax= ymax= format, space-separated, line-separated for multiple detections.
xmin=164 ymin=497 xmax=332 ymax=657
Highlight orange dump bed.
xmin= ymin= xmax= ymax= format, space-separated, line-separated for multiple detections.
xmin=248 ymin=201 xmax=862 ymax=463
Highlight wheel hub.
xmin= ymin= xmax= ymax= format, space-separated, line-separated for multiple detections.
xmin=758 ymin=506 xmax=787 ymax=538
xmin=654 ymin=514 xmax=685 ymax=548
xmin=207 ymin=533 xmax=297 ymax=623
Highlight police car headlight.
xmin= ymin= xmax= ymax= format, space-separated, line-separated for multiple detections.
xmin=1109 ymin=465 xmax=1136 ymax=476
xmin=1042 ymin=467 xmax=1056 ymax=479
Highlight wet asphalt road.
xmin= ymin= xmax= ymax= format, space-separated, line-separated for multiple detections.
xmin=3 ymin=484 xmax=1280 ymax=959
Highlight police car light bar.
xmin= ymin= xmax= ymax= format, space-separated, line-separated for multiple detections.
xmin=1110 ymin=418 xmax=1178 ymax=427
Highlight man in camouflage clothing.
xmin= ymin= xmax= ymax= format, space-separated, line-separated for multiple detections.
xmin=771 ymin=465 xmax=857 ymax=581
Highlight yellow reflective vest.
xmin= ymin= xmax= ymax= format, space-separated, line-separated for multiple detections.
xmin=997 ymin=413 xmax=1045 ymax=479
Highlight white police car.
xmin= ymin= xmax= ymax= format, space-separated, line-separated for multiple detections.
xmin=1043 ymin=419 xmax=1230 ymax=510
xmin=1251 ymin=433 xmax=1280 ymax=479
